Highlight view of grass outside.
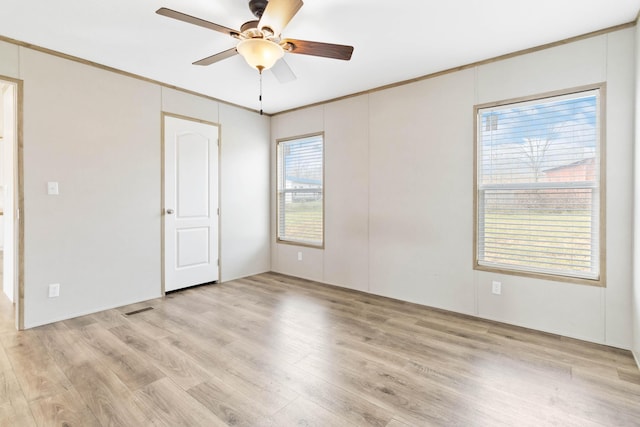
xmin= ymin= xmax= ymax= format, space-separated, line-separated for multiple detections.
xmin=481 ymin=210 xmax=592 ymax=274
xmin=280 ymin=198 xmax=323 ymax=244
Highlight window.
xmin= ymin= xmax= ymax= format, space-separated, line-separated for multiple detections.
xmin=277 ymin=133 xmax=324 ymax=247
xmin=474 ymin=87 xmax=603 ymax=284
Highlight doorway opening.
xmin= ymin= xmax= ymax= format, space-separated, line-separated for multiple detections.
xmin=0 ymin=78 xmax=22 ymax=329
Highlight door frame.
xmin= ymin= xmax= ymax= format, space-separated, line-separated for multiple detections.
xmin=161 ymin=112 xmax=222 ymax=295
xmin=0 ymin=75 xmax=24 ymax=330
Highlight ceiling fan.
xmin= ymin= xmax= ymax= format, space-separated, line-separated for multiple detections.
xmin=156 ymin=0 xmax=354 ymax=82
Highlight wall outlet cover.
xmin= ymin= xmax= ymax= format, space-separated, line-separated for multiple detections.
xmin=492 ymin=281 xmax=502 ymax=295
xmin=48 ymin=283 xmax=60 ymax=298
xmin=47 ymin=181 xmax=59 ymax=195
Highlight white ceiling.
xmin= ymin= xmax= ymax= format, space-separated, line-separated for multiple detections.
xmin=1 ymin=0 xmax=638 ymax=114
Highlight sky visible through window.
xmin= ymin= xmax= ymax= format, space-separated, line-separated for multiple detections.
xmin=480 ymin=94 xmax=597 ymax=184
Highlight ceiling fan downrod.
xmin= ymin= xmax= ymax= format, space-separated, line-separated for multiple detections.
xmin=248 ymin=0 xmax=269 ymax=19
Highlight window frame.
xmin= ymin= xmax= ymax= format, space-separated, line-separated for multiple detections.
xmin=473 ymin=84 xmax=606 ymax=287
xmin=276 ymin=132 xmax=325 ymax=249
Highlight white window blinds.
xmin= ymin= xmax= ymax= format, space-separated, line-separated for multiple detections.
xmin=475 ymin=88 xmax=602 ymax=282
xmin=277 ymin=134 xmax=324 ymax=247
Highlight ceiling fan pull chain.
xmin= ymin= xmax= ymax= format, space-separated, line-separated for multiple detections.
xmin=259 ymin=69 xmax=263 ymax=115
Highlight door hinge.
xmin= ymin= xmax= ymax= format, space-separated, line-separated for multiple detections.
xmin=217 ymin=259 xmax=220 ymax=266
xmin=217 ymin=208 xmax=220 ymax=215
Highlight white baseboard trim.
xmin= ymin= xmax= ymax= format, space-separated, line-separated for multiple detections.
xmin=633 ymin=350 xmax=640 ymax=370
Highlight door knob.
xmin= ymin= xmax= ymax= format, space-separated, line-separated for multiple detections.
xmin=166 ymin=209 xmax=175 ymax=215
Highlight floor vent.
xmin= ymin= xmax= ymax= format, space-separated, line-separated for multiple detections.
xmin=124 ymin=307 xmax=154 ymax=316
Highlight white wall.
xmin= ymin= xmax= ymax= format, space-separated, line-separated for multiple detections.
xmin=633 ymin=15 xmax=640 ymax=366
xmin=272 ymin=28 xmax=636 ymax=349
xmin=218 ymin=104 xmax=271 ymax=281
xmin=21 ymin=49 xmax=163 ymax=327
xmin=0 ymin=41 xmax=270 ymax=328
xmin=0 ymin=41 xmax=19 ymax=79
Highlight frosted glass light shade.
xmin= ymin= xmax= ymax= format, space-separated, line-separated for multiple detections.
xmin=237 ymin=38 xmax=284 ymax=71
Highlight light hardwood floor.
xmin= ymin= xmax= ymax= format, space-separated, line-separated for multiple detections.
xmin=0 ymin=272 xmax=638 ymax=426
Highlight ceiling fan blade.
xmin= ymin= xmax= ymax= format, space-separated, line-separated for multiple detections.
xmin=192 ymin=48 xmax=238 ymax=66
xmin=156 ymin=7 xmax=239 ymax=37
xmin=258 ymin=0 xmax=303 ymax=36
xmin=282 ymin=39 xmax=354 ymax=61
xmin=271 ymin=58 xmax=297 ymax=83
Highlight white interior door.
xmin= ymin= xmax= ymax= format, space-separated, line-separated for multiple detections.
xmin=164 ymin=115 xmax=219 ymax=292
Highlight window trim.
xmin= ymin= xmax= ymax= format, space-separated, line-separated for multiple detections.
xmin=276 ymin=132 xmax=325 ymax=249
xmin=472 ymin=83 xmax=606 ymax=287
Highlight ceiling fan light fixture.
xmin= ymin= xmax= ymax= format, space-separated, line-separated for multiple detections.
xmin=237 ymin=38 xmax=284 ymax=71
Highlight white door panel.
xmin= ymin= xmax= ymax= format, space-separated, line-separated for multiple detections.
xmin=177 ymin=135 xmax=210 ymax=217
xmin=177 ymin=227 xmax=210 ymax=267
xmin=164 ymin=115 xmax=219 ymax=292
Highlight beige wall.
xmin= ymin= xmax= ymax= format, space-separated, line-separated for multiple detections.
xmin=272 ymin=28 xmax=636 ymax=349
xmin=0 ymin=41 xmax=270 ymax=328
xmin=218 ymin=103 xmax=271 ymax=281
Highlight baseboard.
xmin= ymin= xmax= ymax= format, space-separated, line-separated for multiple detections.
xmin=633 ymin=350 xmax=640 ymax=370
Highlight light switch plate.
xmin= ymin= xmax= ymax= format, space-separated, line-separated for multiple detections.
xmin=47 ymin=182 xmax=59 ymax=195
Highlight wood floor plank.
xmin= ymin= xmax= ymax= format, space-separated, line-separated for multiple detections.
xmin=385 ymin=418 xmax=413 ymax=427
xmin=33 ymin=322 xmax=97 ymax=375
xmin=0 ymin=397 xmax=37 ymax=427
xmin=109 ymin=323 xmax=211 ymax=390
xmin=281 ymin=365 xmax=394 ymax=427
xmin=618 ymin=366 xmax=640 ymax=385
xmin=133 ymin=377 xmax=227 ymax=427
xmin=384 ymin=316 xmax=574 ymax=381
xmin=136 ymin=302 xmax=235 ymax=348
xmin=29 ymin=388 xmax=101 ymax=427
xmin=1 ymin=330 xmax=72 ymax=402
xmin=300 ymin=354 xmax=495 ymax=426
xmin=164 ymin=334 xmax=300 ymax=416
xmin=0 ymin=359 xmax=37 ymax=427
xmin=77 ymin=323 xmax=166 ymax=391
xmin=220 ymin=338 xmax=393 ymax=426
xmin=269 ymin=396 xmax=354 ymax=427
xmin=187 ymin=380 xmax=273 ymax=427
xmin=65 ymin=361 xmax=149 ymax=426
xmin=198 ymin=308 xmax=315 ymax=365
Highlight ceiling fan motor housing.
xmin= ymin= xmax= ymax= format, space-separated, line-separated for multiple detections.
xmin=249 ymin=0 xmax=269 ymax=18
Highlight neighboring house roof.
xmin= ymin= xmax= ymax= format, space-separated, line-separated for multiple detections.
xmin=286 ymin=176 xmax=321 ymax=186
xmin=543 ymin=157 xmax=595 ymax=173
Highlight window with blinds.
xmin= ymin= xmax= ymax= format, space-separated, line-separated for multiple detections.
xmin=475 ymin=87 xmax=603 ymax=283
xmin=277 ymin=134 xmax=324 ymax=247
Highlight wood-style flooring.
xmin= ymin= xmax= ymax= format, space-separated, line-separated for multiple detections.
xmin=0 ymin=272 xmax=638 ymax=426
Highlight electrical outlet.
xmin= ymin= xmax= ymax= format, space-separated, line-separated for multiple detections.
xmin=47 ymin=181 xmax=59 ymax=195
xmin=48 ymin=283 xmax=60 ymax=298
xmin=492 ymin=281 xmax=502 ymax=295
xmin=297 ymin=251 xmax=303 ymax=261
